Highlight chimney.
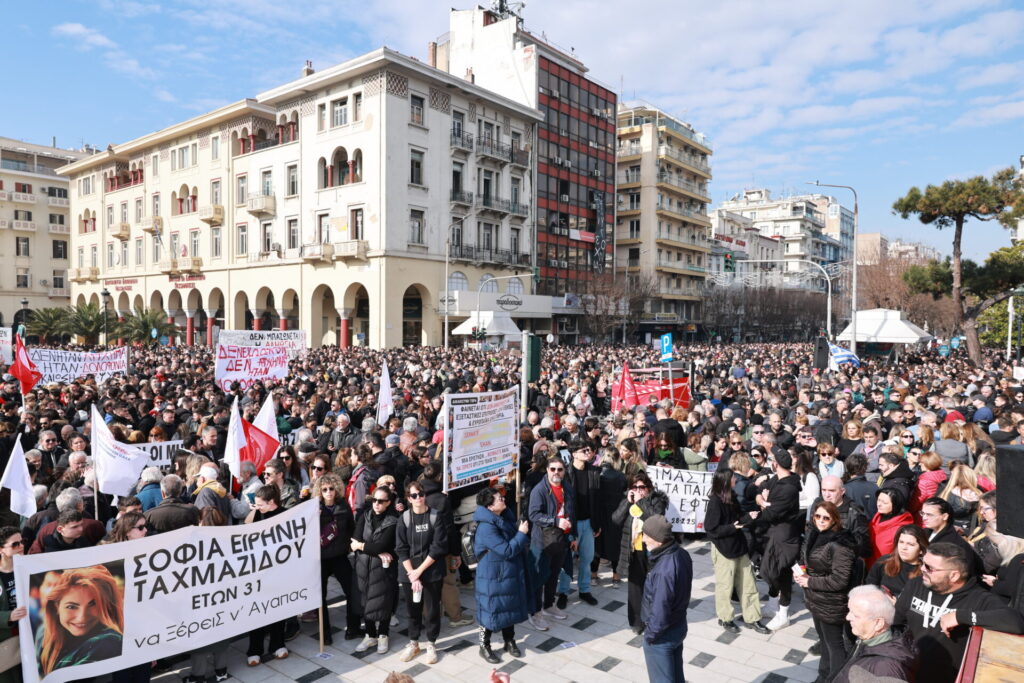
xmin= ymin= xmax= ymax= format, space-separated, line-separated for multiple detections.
xmin=302 ymin=60 xmax=314 ymax=77
xmin=465 ymin=67 xmax=475 ymax=84
xmin=427 ymin=41 xmax=437 ymax=67
xmin=52 ymin=136 xmax=57 ymax=148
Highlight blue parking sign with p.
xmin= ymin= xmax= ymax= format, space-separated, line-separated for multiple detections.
xmin=661 ymin=333 xmax=673 ymax=362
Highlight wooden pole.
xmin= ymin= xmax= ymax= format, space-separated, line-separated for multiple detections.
xmin=317 ymin=605 xmax=325 ymax=654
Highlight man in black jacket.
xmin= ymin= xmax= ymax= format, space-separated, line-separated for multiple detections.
xmin=894 ymin=542 xmax=1024 ymax=683
xmin=843 ymin=453 xmax=878 ymax=518
xmin=144 ymin=474 xmax=200 ymax=534
xmin=757 ymin=446 xmax=803 ymax=631
xmin=528 ymin=455 xmax=575 ymax=629
xmin=419 ymin=464 xmax=473 ymax=628
xmin=556 ymin=442 xmax=603 ymax=607
xmin=819 ymin=475 xmax=870 ymax=559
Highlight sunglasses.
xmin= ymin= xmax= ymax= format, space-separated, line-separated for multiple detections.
xmin=902 ymin=434 xmax=914 ymax=439
xmin=281 ymin=455 xmax=293 ymax=460
xmin=134 ymin=524 xmax=148 ymax=531
xmin=6 ymin=541 xmax=23 ymax=548
xmin=372 ymin=498 xmax=389 ymax=504
xmin=312 ymin=466 xmax=325 ymax=471
xmin=408 ymin=492 xmax=424 ymax=499
xmin=548 ymin=467 xmax=564 ymax=473
xmin=921 ymin=561 xmax=951 ymax=574
xmin=812 ymin=514 xmax=832 ymax=521
xmin=631 ymin=484 xmax=648 ymax=490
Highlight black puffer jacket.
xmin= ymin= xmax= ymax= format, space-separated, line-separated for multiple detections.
xmin=800 ymin=528 xmax=858 ymax=624
xmin=611 ymin=489 xmax=669 ymax=577
xmin=352 ymin=506 xmax=399 ymax=622
xmin=319 ymin=500 xmax=355 ymax=560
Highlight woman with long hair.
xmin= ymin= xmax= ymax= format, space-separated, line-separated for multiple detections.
xmin=617 ymin=438 xmax=646 ymax=478
xmin=647 ymin=431 xmax=686 ymax=469
xmin=704 ymin=468 xmax=767 ymax=634
xmin=0 ymin=527 xmax=28 ymax=683
xmin=967 ymin=490 xmax=1002 ymax=574
xmin=911 ymin=451 xmax=946 ymax=518
xmin=837 ymin=420 xmax=863 ymax=460
xmin=38 ymin=565 xmax=124 ymax=675
xmin=610 ymin=471 xmax=668 ymax=632
xmin=866 ymin=524 xmax=929 ymax=597
xmin=935 ymin=422 xmax=969 ymax=472
xmin=973 ymin=453 xmax=997 ymax=491
xmin=793 ymin=501 xmax=857 ymax=682
xmin=917 ymin=423 xmax=936 ymax=452
xmin=314 ymin=473 xmax=359 ymax=644
xmin=276 ymin=446 xmax=309 ymax=487
xmin=104 ymin=512 xmax=148 ymax=544
xmin=868 ymin=488 xmax=914 ymax=568
xmin=351 ymin=486 xmax=399 ymax=655
xmin=939 ymin=463 xmax=983 ymax=533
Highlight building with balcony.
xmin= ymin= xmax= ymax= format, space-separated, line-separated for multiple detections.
xmin=613 ymin=103 xmax=712 ymax=340
xmin=887 ymin=238 xmax=942 ymax=264
xmin=708 ymin=209 xmax=781 ymax=287
xmin=61 ymin=49 xmax=541 ymax=348
xmin=0 ymin=136 xmax=91 ymax=329
xmin=434 ymin=5 xmax=616 ymax=342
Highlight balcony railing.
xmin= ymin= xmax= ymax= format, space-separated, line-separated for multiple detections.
xmin=479 ymin=195 xmax=512 ymax=213
xmin=476 ymin=137 xmax=512 ymax=162
xmin=246 ymin=193 xmax=276 ymax=216
xmin=0 ymin=190 xmax=7 ymax=201
xmin=69 ymin=266 xmax=99 ymax=282
xmin=450 ymin=244 xmax=531 ymax=266
xmin=178 ymin=256 xmax=203 ymax=273
xmin=0 ymin=219 xmax=7 ymax=229
xmin=48 ymin=223 xmax=70 ymax=234
xmin=657 ymin=259 xmax=706 ymax=273
xmin=450 ymin=129 xmax=474 ymax=152
xmin=658 ymin=285 xmax=702 ymax=297
xmin=46 ymin=196 xmax=70 ymax=208
xmin=335 ymin=239 xmax=368 ymax=260
xmin=300 ymin=243 xmax=333 ymax=262
xmin=656 ymin=230 xmax=707 ymax=248
xmin=657 ymin=145 xmax=711 ymax=174
xmin=158 ymin=259 xmax=178 ymax=274
xmin=12 ymin=192 xmax=36 ymax=204
xmin=510 ymin=201 xmax=529 ymax=217
xmin=656 ymin=173 xmax=709 ymax=198
xmin=620 ymin=170 xmax=642 ymax=184
xmin=0 ymin=159 xmax=60 ymax=176
xmin=511 ymin=148 xmax=530 ymax=167
xmin=450 ymin=189 xmax=474 ymax=205
xmin=617 ymin=144 xmax=642 ymax=157
xmin=139 ymin=216 xmax=163 ymax=233
xmin=48 ymin=287 xmax=69 ymax=298
xmin=656 ymin=204 xmax=709 ymax=223
xmin=111 ymin=222 xmax=130 ymax=240
xmin=12 ymin=221 xmax=36 ymax=232
xmin=199 ymin=204 xmax=224 ymax=225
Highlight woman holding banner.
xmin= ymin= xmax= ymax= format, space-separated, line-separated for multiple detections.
xmin=351 ymin=487 xmax=399 ymax=655
xmin=38 ymin=565 xmax=124 ymax=676
xmin=0 ymin=527 xmax=29 ymax=683
xmin=246 ymin=485 xmax=290 ymax=666
xmin=315 ymin=473 xmax=360 ymax=644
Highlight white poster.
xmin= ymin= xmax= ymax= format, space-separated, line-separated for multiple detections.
xmin=442 ymin=386 xmax=519 ymax=492
xmin=214 ymin=344 xmax=290 ymax=392
xmin=0 ymin=328 xmax=11 ymax=365
xmin=649 ymin=466 xmax=714 ymax=532
xmin=133 ymin=440 xmax=185 ymax=468
xmin=14 ymin=501 xmax=320 ymax=683
xmin=216 ymin=330 xmax=307 ymax=358
xmin=27 ymin=348 xmax=128 ymax=385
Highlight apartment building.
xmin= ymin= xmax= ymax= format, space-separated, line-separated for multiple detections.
xmin=717 ymin=189 xmax=845 ymax=290
xmin=856 ymin=232 xmax=890 ymax=266
xmin=708 ymin=208 xmax=781 ymax=287
xmin=887 ymin=238 xmax=941 ymax=263
xmin=614 ymin=103 xmax=712 ymax=338
xmin=434 ymin=5 xmax=616 ymax=342
xmin=0 ymin=137 xmax=89 ymax=328
xmin=60 ymin=49 xmax=542 ymax=349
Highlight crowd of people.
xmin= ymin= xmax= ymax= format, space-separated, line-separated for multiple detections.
xmin=0 ymin=340 xmax=1022 ymax=683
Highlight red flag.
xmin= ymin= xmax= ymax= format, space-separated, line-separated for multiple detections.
xmin=612 ymin=363 xmax=640 ymax=412
xmin=10 ymin=334 xmax=41 ymax=395
xmin=240 ymin=419 xmax=278 ymax=474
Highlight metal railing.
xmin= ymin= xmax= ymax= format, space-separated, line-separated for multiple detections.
xmin=656 ymin=173 xmax=709 ymax=197
xmin=479 ymin=195 xmax=512 ymax=213
xmin=620 ymin=170 xmax=642 ymax=184
xmin=450 ymin=189 xmax=474 ymax=204
xmin=450 ymin=129 xmax=474 ymax=151
xmin=657 ymin=259 xmax=706 ymax=273
xmin=450 ymin=244 xmax=531 ymax=266
xmin=476 ymin=137 xmax=512 ymax=161
xmin=0 ymin=159 xmax=60 ymax=176
xmin=657 ymin=145 xmax=711 ymax=173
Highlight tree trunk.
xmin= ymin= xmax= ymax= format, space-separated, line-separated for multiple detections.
xmin=951 ymin=217 xmax=965 ymax=330
xmin=964 ymin=317 xmax=982 ymax=365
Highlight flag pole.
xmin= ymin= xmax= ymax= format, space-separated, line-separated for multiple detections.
xmin=318 ymin=605 xmax=325 ymax=654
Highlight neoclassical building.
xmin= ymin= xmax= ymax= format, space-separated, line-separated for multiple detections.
xmin=61 ymin=48 xmax=546 ymax=348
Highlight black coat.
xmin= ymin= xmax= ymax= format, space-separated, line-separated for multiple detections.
xmin=800 ymin=529 xmax=858 ymax=624
xmin=395 ymin=508 xmax=448 ymax=584
xmin=611 ymin=489 xmax=669 ymax=577
xmin=420 ymin=478 xmax=460 ymax=555
xmin=597 ymin=465 xmax=626 ymax=566
xmin=760 ymin=473 xmax=803 ymax=581
xmin=353 ymin=509 xmax=399 ymax=622
xmin=704 ymin=494 xmax=750 ymax=559
xmin=319 ymin=501 xmax=355 ymax=560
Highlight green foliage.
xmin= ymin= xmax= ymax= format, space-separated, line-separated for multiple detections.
xmin=892 ymin=168 xmax=1022 ymax=228
xmin=63 ymin=302 xmax=117 ymax=345
xmin=903 ymin=260 xmax=953 ymax=298
xmin=978 ymin=300 xmax=1010 ymax=347
xmin=26 ymin=308 xmax=70 ymax=343
xmin=116 ymin=306 xmax=178 ymax=343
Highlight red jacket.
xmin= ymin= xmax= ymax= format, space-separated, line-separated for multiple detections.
xmin=911 ymin=469 xmax=947 ymax=516
xmin=868 ymin=511 xmax=914 ymax=568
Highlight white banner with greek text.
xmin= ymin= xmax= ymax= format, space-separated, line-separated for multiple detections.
xmin=27 ymin=348 xmax=128 ymax=385
xmin=214 ymin=344 xmax=290 ymax=392
xmin=216 ymin=330 xmax=307 ymax=358
xmin=649 ymin=466 xmax=714 ymax=532
xmin=134 ymin=440 xmax=185 ymax=468
xmin=442 ymin=386 xmax=519 ymax=492
xmin=14 ymin=501 xmax=320 ymax=683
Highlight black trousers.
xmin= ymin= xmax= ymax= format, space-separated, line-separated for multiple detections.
xmin=247 ymin=620 xmax=285 ymax=657
xmin=538 ymin=538 xmax=567 ymax=609
xmin=403 ymin=579 xmax=443 ymax=643
xmin=767 ymin=567 xmax=793 ymax=607
xmin=321 ymin=555 xmax=361 ymax=631
xmin=364 ymin=619 xmax=390 ymax=638
xmin=813 ymin=615 xmax=847 ymax=681
xmin=479 ymin=625 xmax=515 ymax=647
xmin=627 ymin=550 xmax=647 ymax=629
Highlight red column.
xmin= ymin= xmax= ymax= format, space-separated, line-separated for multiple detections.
xmin=340 ymin=317 xmax=350 ymax=349
xmin=206 ymin=315 xmax=214 ymax=346
xmin=166 ymin=316 xmax=175 ymax=345
xmin=116 ymin=316 xmax=124 ymax=346
xmin=177 ymin=197 xmax=183 ymax=214
xmin=190 ymin=195 xmax=197 ymax=212
xmin=327 ymin=166 xmax=333 ymax=187
xmin=277 ymin=125 xmax=284 ymax=143
xmin=239 ymin=138 xmax=246 ymax=155
xmin=252 ymin=311 xmax=261 ymax=331
xmin=289 ymin=122 xmax=296 ymax=141
xmin=185 ymin=316 xmax=195 ymax=346
xmin=249 ymin=134 xmax=256 ymax=152
xmin=278 ymin=315 xmax=287 ymax=331
xmin=348 ymin=160 xmax=356 ymax=182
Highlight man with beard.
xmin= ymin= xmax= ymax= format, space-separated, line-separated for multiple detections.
xmin=528 ymin=455 xmax=575 ymax=631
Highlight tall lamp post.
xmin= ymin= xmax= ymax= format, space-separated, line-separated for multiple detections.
xmin=808 ymin=181 xmax=858 ymax=355
xmin=444 ymin=217 xmax=466 ymax=350
xmin=18 ymin=298 xmax=28 ymax=339
xmin=101 ymin=288 xmax=111 ymax=348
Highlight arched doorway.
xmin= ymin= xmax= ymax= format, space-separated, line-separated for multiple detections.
xmin=402 ymin=286 xmax=424 ymax=347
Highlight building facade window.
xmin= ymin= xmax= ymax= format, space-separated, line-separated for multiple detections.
xmin=261 ymin=170 xmax=272 ymax=196
xmin=120 ymin=240 xmax=128 ymax=268
xmin=287 ymin=165 xmax=298 ymax=196
xmin=190 ymin=230 xmax=200 ymax=257
xmin=410 ymin=94 xmax=425 ymax=125
xmin=287 ymin=218 xmax=299 ymax=249
xmin=211 ymin=136 xmax=220 ymax=160
xmin=332 ymin=97 xmax=348 ymax=127
xmin=261 ymin=222 xmax=272 ymax=252
xmin=410 ymin=150 xmax=424 ymax=185
xmin=15 ymin=269 xmax=29 ymax=289
xmin=211 ymin=180 xmax=221 ymax=205
xmin=350 ymin=208 xmax=363 ymax=240
xmin=16 ymin=237 xmax=30 ymax=257
xmin=353 ymin=93 xmax=362 ymax=121
xmin=211 ymin=227 xmax=222 ymax=258
xmin=448 ymin=271 xmax=468 ymax=291
xmin=135 ymin=238 xmax=142 ymax=266
xmin=237 ymin=225 xmax=248 ymax=255
xmin=52 ymin=239 xmax=68 ymax=260
xmin=317 ymin=213 xmax=330 ymax=243
xmin=409 ymin=209 xmax=424 ymax=244
xmin=236 ymin=175 xmax=247 ymax=204
xmin=106 ymin=242 xmax=114 ymax=267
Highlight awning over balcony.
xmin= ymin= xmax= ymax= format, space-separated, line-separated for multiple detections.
xmin=452 ymin=311 xmax=522 ymax=337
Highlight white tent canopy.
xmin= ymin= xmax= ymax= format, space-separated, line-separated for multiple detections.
xmin=452 ymin=310 xmax=521 ymax=336
xmin=836 ymin=308 xmax=934 ymax=344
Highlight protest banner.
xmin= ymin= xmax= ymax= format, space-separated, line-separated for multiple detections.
xmin=27 ymin=348 xmax=128 ymax=385
xmin=217 ymin=330 xmax=307 ymax=358
xmin=649 ymin=466 xmax=714 ymax=532
xmin=91 ymin=406 xmax=151 ymax=497
xmin=0 ymin=328 xmax=11 ymax=365
xmin=213 ymin=344 xmax=289 ymax=392
xmin=442 ymin=386 xmax=519 ymax=493
xmin=14 ymin=501 xmax=320 ymax=683
xmin=133 ymin=440 xmax=185 ymax=468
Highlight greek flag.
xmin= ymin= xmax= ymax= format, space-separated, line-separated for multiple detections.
xmin=829 ymin=342 xmax=860 ymax=368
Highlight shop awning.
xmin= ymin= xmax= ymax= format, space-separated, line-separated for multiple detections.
xmin=452 ymin=310 xmax=522 ymax=336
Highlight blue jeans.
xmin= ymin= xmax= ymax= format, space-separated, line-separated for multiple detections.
xmin=558 ymin=518 xmax=594 ymax=594
xmin=642 ymin=620 xmax=686 ymax=683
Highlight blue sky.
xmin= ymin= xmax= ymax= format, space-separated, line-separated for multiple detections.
xmin=4 ymin=0 xmax=1023 ymax=261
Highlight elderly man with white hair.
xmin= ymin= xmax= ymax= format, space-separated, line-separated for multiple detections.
xmin=136 ymin=466 xmax=164 ymax=511
xmin=833 ymin=585 xmax=916 ymax=682
xmin=194 ymin=463 xmax=232 ymax=522
xmin=230 ymin=460 xmax=264 ymax=521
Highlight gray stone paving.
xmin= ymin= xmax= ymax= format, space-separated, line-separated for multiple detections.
xmin=152 ymin=539 xmax=819 ymax=682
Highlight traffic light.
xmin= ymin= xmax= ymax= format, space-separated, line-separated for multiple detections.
xmin=723 ymin=252 xmax=735 ymax=273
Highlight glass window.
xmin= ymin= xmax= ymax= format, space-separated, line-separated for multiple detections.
xmin=121 ymin=240 xmax=128 ymax=267
xmin=410 ymin=150 xmax=424 ymax=185
xmin=236 ymin=175 xmax=247 ymax=204
xmin=190 ymin=230 xmax=200 ymax=257
xmin=15 ymin=237 xmax=30 ymax=257
xmin=287 ymin=165 xmax=298 ymax=196
xmin=135 ymin=198 xmax=143 ymax=222
xmin=237 ymin=225 xmax=248 ymax=255
xmin=448 ymin=271 xmax=468 ymax=291
xmin=135 ymin=238 xmax=142 ymax=265
xmin=410 ymin=94 xmax=425 ymax=125
xmin=261 ymin=170 xmax=272 ymax=196
xmin=212 ymin=227 xmax=222 ymax=258
xmin=261 ymin=222 xmax=272 ymax=252
xmin=332 ymin=97 xmax=348 ymax=127
xmin=409 ymin=209 xmax=424 ymax=243
xmin=350 ymin=208 xmax=363 ymax=240
xmin=353 ymin=93 xmax=362 ymax=121
xmin=211 ymin=180 xmax=221 ymax=205
xmin=211 ymin=136 xmax=220 ymax=161
xmin=151 ymin=155 xmax=159 ymax=177
xmin=152 ymin=194 xmax=160 ymax=216
xmin=287 ymin=218 xmax=299 ymax=249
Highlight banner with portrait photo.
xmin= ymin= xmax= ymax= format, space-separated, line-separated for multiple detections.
xmin=0 ymin=328 xmax=11 ymax=365
xmin=213 ymin=344 xmax=290 ymax=392
xmin=27 ymin=348 xmax=128 ymax=385
xmin=649 ymin=466 xmax=714 ymax=532
xmin=216 ymin=330 xmax=307 ymax=358
xmin=14 ymin=501 xmax=320 ymax=683
xmin=442 ymin=386 xmax=519 ymax=493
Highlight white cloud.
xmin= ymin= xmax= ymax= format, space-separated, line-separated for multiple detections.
xmin=52 ymin=22 xmax=116 ymax=49
xmin=52 ymin=21 xmax=159 ymax=81
xmin=951 ymin=100 xmax=1024 ymax=128
xmin=153 ymin=88 xmax=177 ymax=103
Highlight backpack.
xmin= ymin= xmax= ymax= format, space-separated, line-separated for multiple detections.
xmin=461 ymin=521 xmax=484 ymax=570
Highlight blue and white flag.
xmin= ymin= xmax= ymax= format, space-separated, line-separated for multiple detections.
xmin=828 ymin=342 xmax=860 ymax=368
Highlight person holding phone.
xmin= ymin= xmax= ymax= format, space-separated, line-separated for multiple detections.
xmin=610 ymin=472 xmax=668 ymax=633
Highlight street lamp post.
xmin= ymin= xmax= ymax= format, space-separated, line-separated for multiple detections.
xmin=101 ymin=288 xmax=111 ymax=348
xmin=808 ymin=181 xmax=858 ymax=355
xmin=739 ymin=258 xmax=834 ymax=339
xmin=444 ymin=218 xmax=467 ymax=350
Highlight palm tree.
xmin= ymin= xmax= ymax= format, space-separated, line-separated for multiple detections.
xmin=116 ymin=306 xmax=178 ymax=344
xmin=64 ymin=302 xmax=117 ymax=346
xmin=26 ymin=307 xmax=70 ymax=343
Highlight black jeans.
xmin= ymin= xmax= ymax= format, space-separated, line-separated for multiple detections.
xmin=247 ymin=620 xmax=285 ymax=657
xmin=364 ymin=619 xmax=390 ymax=638
xmin=479 ymin=625 xmax=515 ymax=647
xmin=403 ymin=579 xmax=443 ymax=643
xmin=538 ymin=537 xmax=567 ymax=609
xmin=627 ymin=550 xmax=646 ymax=630
xmin=321 ymin=554 xmax=361 ymax=632
xmin=812 ymin=615 xmax=847 ymax=681
xmin=767 ymin=567 xmax=793 ymax=607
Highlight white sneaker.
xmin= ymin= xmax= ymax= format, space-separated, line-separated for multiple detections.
xmin=377 ymin=635 xmax=390 ymax=654
xmin=390 ymin=615 xmax=399 ymax=627
xmin=763 ymin=596 xmax=779 ymax=619
xmin=399 ymin=641 xmax=420 ymax=662
xmin=273 ymin=647 xmax=288 ymax=660
xmin=527 ymin=613 xmax=549 ymax=631
xmin=424 ymin=642 xmax=439 ymax=664
xmin=766 ymin=605 xmax=790 ymax=631
xmin=355 ymin=635 xmax=378 ymax=652
xmin=542 ymin=606 xmax=568 ymax=620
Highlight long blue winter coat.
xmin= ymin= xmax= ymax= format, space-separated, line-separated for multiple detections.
xmin=473 ymin=505 xmax=531 ymax=631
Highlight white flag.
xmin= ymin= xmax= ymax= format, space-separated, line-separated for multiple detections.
xmin=254 ymin=392 xmax=280 ymax=445
xmin=91 ymin=405 xmax=150 ymax=496
xmin=0 ymin=434 xmax=36 ymax=519
xmin=223 ymin=396 xmax=247 ymax=480
xmin=376 ymin=360 xmax=394 ymax=427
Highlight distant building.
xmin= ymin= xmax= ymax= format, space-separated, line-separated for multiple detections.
xmin=708 ymin=208 xmax=780 ymax=287
xmin=857 ymin=232 xmax=889 ymax=265
xmin=887 ymin=238 xmax=941 ymax=263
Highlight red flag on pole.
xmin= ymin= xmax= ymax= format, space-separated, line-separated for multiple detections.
xmin=240 ymin=420 xmax=278 ymax=474
xmin=611 ymin=363 xmax=640 ymax=412
xmin=9 ymin=334 xmax=41 ymax=395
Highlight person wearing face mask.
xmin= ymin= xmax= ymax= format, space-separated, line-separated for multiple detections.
xmin=646 ymin=432 xmax=686 ymax=470
xmin=527 ymin=456 xmax=575 ymax=631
